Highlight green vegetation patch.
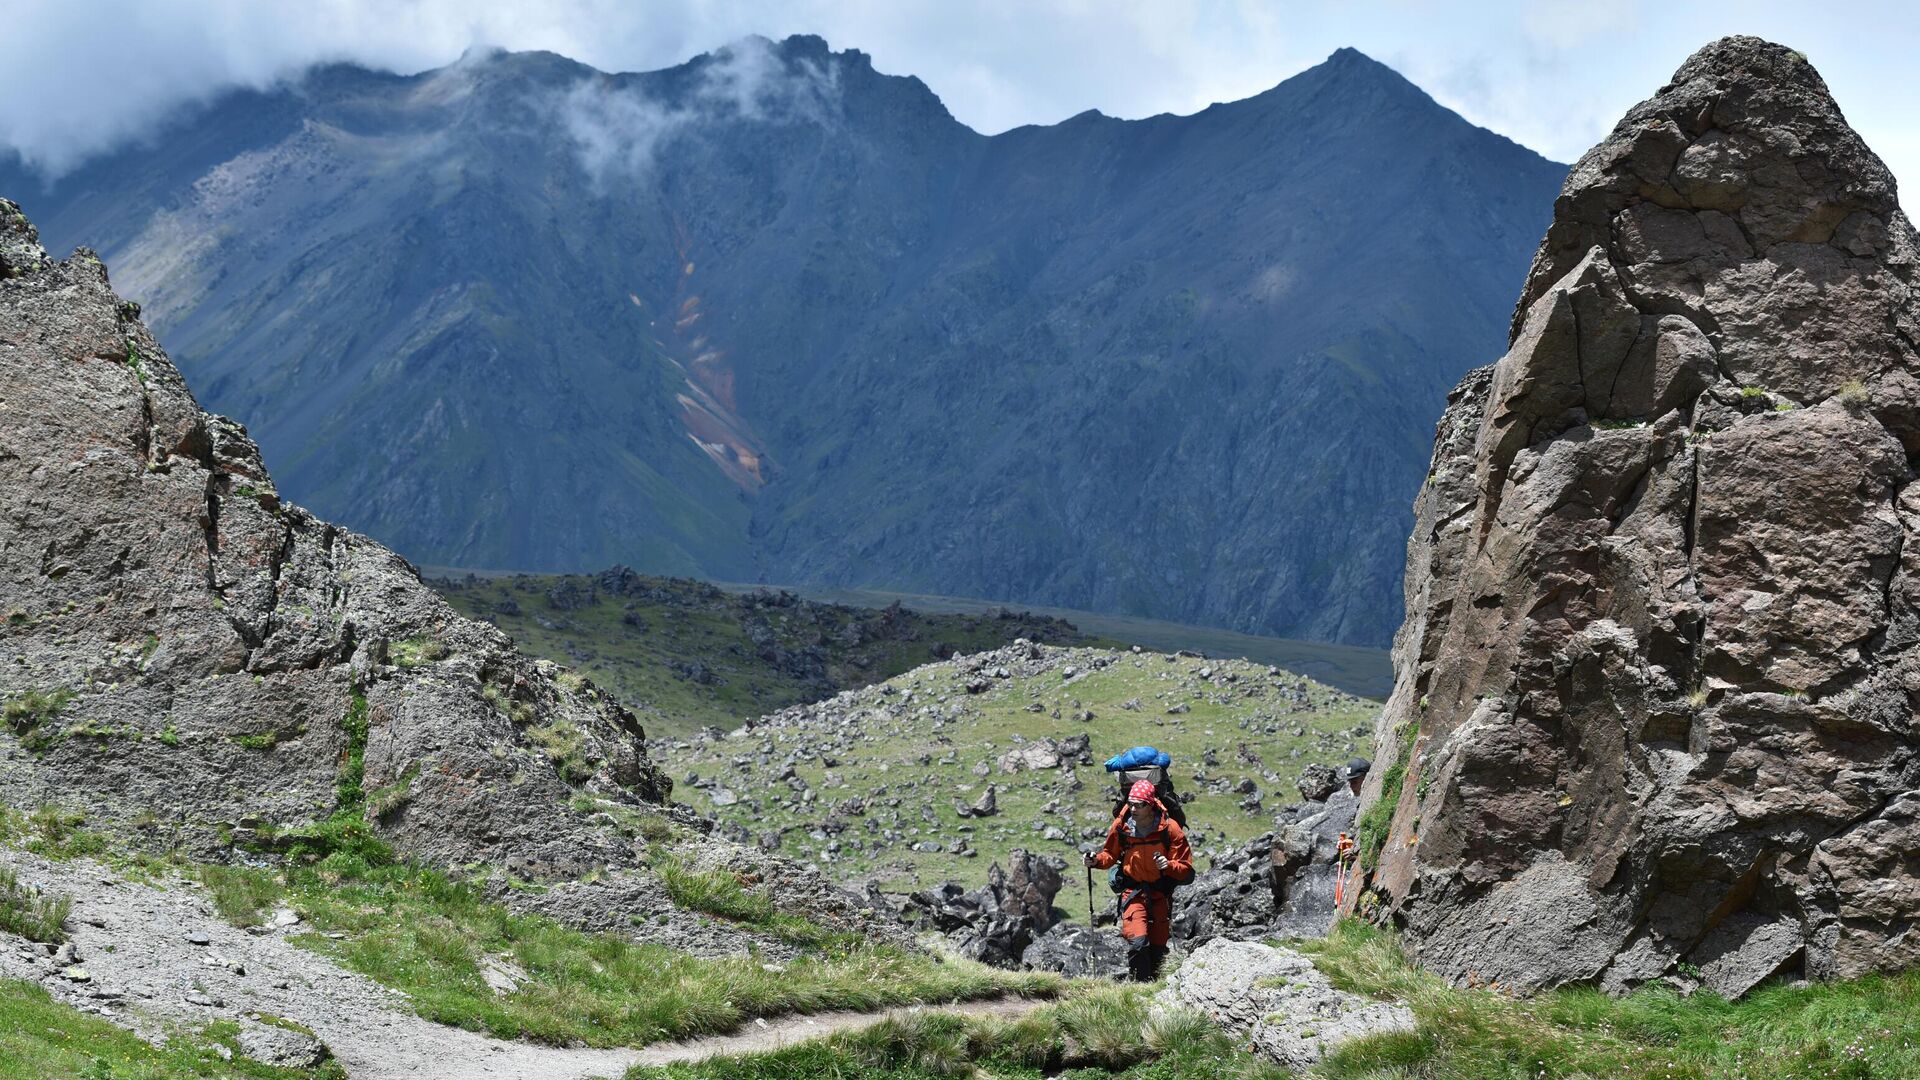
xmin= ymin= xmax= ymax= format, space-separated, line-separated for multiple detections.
xmin=0 ymin=978 xmax=342 ymax=1080
xmin=231 ymin=731 xmax=282 ymax=751
xmin=626 ymin=985 xmax=1287 ymax=1080
xmin=0 ymin=864 xmax=69 ymax=944
xmin=649 ymin=856 xmax=834 ymax=948
xmin=334 ymin=691 xmax=370 ymax=809
xmin=388 ymin=635 xmax=448 ymax=669
xmin=653 ymin=857 xmax=777 ymax=924
xmin=0 ymin=805 xmax=109 ymax=862
xmin=1303 ymin=919 xmax=1920 ymax=1079
xmin=189 ymin=847 xmax=1054 ymax=1048
xmin=525 ymin=719 xmax=594 ymax=785
xmin=198 ymin=863 xmax=286 ymax=928
xmin=3 ymin=688 xmax=74 ymax=750
xmin=1355 ymin=723 xmax=1415 ymax=869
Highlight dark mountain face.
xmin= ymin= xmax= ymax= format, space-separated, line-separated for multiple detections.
xmin=0 ymin=36 xmax=1563 ymax=646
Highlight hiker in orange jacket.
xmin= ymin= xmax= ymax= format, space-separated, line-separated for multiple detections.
xmin=1086 ymin=779 xmax=1193 ymax=981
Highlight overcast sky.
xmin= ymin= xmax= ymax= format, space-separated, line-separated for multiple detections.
xmin=2 ymin=0 xmax=1915 ymax=199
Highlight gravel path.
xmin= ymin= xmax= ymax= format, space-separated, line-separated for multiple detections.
xmin=0 ymin=849 xmax=1043 ymax=1079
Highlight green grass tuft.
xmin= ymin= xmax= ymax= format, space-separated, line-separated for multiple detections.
xmin=388 ymin=635 xmax=448 ymax=668
xmin=654 ymin=857 xmax=777 ymax=924
xmin=3 ymin=688 xmax=74 ymax=750
xmin=335 ymin=691 xmax=370 ymax=809
xmin=0 ymin=865 xmax=70 ymax=944
xmin=1359 ymin=753 xmax=1405 ymax=868
xmin=199 ymin=863 xmax=286 ymax=928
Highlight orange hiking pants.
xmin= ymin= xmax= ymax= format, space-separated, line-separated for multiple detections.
xmin=1121 ymin=891 xmax=1171 ymax=947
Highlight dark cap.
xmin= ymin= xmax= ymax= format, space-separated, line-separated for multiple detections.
xmin=1339 ymin=757 xmax=1372 ymax=780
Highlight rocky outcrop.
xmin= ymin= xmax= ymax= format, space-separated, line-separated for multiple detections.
xmin=904 ymin=849 xmax=1067 ymax=967
xmin=1173 ymin=785 xmax=1358 ymax=943
xmin=1359 ymin=38 xmax=1920 ymax=995
xmin=0 ymin=199 xmax=668 ymax=874
xmin=1152 ymin=939 xmax=1413 ymax=1068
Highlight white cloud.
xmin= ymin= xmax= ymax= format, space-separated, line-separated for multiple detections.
xmin=1 ymin=0 xmax=1914 ymax=200
xmin=556 ymin=35 xmax=841 ymax=184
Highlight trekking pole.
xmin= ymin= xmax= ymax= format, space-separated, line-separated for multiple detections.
xmin=1086 ymin=860 xmax=1096 ymax=924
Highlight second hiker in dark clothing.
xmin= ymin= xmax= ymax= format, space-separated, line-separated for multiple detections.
xmin=1087 ymin=779 xmax=1193 ymax=981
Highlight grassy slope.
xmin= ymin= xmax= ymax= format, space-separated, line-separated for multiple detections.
xmin=0 ymin=979 xmax=343 ymax=1080
xmin=1 ymin=806 xmax=1055 ymax=1053
xmin=432 ymin=572 xmax=1106 ymax=739
xmin=667 ymin=647 xmax=1376 ymax=892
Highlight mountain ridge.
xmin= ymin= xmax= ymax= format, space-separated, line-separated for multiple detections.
xmin=0 ymin=35 xmax=1566 ymax=647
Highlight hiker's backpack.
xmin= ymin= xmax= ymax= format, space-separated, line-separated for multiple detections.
xmin=1103 ymin=745 xmax=1188 ymax=827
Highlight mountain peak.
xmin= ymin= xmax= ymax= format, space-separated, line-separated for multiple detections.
xmin=1316 ymin=46 xmax=1414 ymax=87
xmin=1324 ymin=46 xmax=1384 ymax=70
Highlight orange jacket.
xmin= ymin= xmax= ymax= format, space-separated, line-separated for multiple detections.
xmin=1091 ymin=801 xmax=1192 ymax=886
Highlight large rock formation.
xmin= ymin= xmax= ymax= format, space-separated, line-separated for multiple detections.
xmin=1359 ymin=37 xmax=1920 ymax=997
xmin=0 ymin=198 xmax=668 ymax=874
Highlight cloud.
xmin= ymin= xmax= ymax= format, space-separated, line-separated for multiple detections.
xmin=0 ymin=0 xmax=1913 ymax=201
xmin=556 ymin=35 xmax=841 ymax=184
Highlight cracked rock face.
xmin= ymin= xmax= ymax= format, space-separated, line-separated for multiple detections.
xmin=1361 ymin=37 xmax=1920 ymax=995
xmin=0 ymin=201 xmax=668 ymax=872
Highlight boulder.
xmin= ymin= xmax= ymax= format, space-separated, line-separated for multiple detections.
xmin=954 ymin=785 xmax=998 ymax=818
xmin=991 ymin=849 xmax=1065 ymax=933
xmin=1359 ymin=38 xmax=1920 ymax=995
xmin=1295 ymin=763 xmax=1340 ymax=802
xmin=1153 ymin=939 xmax=1412 ymax=1069
xmin=1022 ymin=921 xmax=1129 ymax=978
xmin=235 ymin=1022 xmax=331 ymax=1069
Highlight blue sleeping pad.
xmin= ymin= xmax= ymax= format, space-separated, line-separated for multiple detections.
xmin=1103 ymin=745 xmax=1172 ymax=772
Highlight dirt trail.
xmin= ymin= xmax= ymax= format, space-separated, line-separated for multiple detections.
xmin=0 ymin=850 xmax=1044 ymax=1079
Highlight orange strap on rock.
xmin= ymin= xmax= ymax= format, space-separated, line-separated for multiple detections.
xmin=1333 ymin=832 xmax=1357 ymax=907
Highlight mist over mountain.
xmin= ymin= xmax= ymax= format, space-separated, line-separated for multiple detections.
xmin=0 ymin=35 xmax=1563 ymax=647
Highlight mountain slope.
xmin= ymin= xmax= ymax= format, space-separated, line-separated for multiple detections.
xmin=0 ymin=37 xmax=1564 ymax=646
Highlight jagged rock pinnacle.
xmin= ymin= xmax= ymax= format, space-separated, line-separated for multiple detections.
xmin=1360 ymin=37 xmax=1920 ymax=997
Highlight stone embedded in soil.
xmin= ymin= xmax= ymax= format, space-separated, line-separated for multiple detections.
xmin=1154 ymin=939 xmax=1413 ymax=1068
